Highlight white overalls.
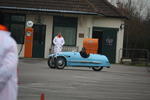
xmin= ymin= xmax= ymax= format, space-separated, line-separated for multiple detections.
xmin=0 ymin=30 xmax=18 ymax=100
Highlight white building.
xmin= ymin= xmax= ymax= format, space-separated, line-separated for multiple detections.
xmin=0 ymin=0 xmax=126 ymax=63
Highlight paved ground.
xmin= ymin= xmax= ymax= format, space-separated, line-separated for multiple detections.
xmin=18 ymin=59 xmax=150 ymax=100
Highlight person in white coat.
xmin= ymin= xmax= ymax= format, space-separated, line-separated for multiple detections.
xmin=53 ymin=33 xmax=65 ymax=54
xmin=0 ymin=24 xmax=18 ymax=100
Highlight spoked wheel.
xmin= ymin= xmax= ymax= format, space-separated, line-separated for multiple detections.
xmin=92 ymin=66 xmax=103 ymax=71
xmin=56 ymin=57 xmax=66 ymax=69
xmin=47 ymin=57 xmax=56 ymax=69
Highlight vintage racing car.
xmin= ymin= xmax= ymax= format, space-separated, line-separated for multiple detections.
xmin=47 ymin=51 xmax=110 ymax=71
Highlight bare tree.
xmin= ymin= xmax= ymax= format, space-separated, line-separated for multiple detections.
xmin=116 ymin=0 xmax=150 ymax=51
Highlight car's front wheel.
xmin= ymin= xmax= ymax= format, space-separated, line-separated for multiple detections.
xmin=56 ymin=57 xmax=66 ymax=69
xmin=92 ymin=66 xmax=103 ymax=71
xmin=48 ymin=57 xmax=56 ymax=69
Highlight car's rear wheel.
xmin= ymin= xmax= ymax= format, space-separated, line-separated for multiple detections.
xmin=56 ymin=57 xmax=66 ymax=69
xmin=92 ymin=66 xmax=103 ymax=71
xmin=48 ymin=57 xmax=56 ymax=69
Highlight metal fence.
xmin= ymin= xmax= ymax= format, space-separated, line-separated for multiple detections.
xmin=119 ymin=48 xmax=150 ymax=66
xmin=49 ymin=45 xmax=79 ymax=54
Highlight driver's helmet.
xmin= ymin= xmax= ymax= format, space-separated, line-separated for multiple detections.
xmin=81 ymin=47 xmax=86 ymax=52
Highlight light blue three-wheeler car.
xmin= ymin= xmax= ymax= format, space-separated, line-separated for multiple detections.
xmin=47 ymin=50 xmax=110 ymax=71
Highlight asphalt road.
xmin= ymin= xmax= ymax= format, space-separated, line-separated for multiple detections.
xmin=18 ymin=59 xmax=150 ymax=100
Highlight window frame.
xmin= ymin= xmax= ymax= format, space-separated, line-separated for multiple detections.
xmin=2 ymin=13 xmax=26 ymax=44
xmin=52 ymin=16 xmax=78 ymax=46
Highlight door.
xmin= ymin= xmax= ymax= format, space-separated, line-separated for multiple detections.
xmin=32 ymin=24 xmax=46 ymax=58
xmin=93 ymin=27 xmax=118 ymax=63
xmin=92 ymin=31 xmax=103 ymax=54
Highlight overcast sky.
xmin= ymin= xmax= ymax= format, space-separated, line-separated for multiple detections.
xmin=108 ymin=0 xmax=150 ymax=5
xmin=108 ymin=0 xmax=150 ymax=18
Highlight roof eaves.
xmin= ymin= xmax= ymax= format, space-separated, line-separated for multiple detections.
xmin=0 ymin=6 xmax=98 ymax=15
xmin=104 ymin=15 xmax=128 ymax=19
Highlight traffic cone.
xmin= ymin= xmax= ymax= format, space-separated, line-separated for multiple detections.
xmin=40 ymin=93 xmax=45 ymax=100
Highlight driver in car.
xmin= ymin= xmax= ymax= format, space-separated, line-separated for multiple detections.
xmin=80 ymin=47 xmax=89 ymax=58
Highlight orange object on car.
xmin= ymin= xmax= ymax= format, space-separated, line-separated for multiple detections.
xmin=83 ymin=38 xmax=98 ymax=54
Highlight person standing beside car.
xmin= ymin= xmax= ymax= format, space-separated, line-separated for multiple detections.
xmin=0 ymin=24 xmax=18 ymax=100
xmin=53 ymin=32 xmax=65 ymax=54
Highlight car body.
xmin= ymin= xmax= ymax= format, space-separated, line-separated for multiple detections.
xmin=48 ymin=51 xmax=110 ymax=71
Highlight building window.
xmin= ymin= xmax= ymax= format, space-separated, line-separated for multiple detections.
xmin=11 ymin=24 xmax=25 ymax=44
xmin=53 ymin=16 xmax=77 ymax=46
xmin=11 ymin=15 xmax=25 ymax=22
xmin=3 ymin=14 xmax=25 ymax=44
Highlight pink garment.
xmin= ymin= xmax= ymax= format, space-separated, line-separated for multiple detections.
xmin=0 ymin=30 xmax=18 ymax=100
xmin=53 ymin=36 xmax=65 ymax=54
